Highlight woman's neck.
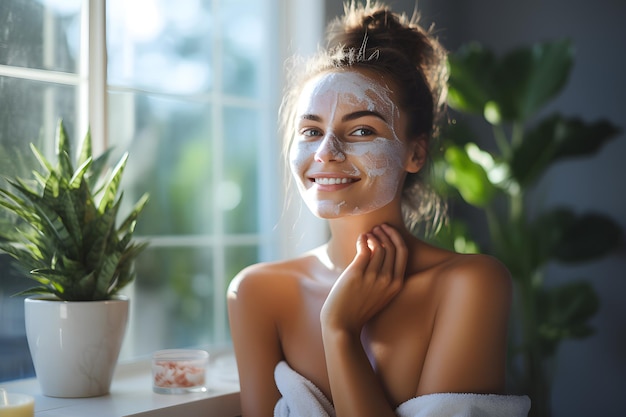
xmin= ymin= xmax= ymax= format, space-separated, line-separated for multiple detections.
xmin=324 ymin=207 xmax=408 ymax=271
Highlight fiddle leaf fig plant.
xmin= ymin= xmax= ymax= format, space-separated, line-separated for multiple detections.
xmin=0 ymin=120 xmax=149 ymax=301
xmin=436 ymin=39 xmax=622 ymax=417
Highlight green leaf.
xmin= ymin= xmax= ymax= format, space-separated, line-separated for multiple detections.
xmin=0 ymin=190 xmax=38 ymax=225
xmin=554 ymin=212 xmax=622 ymax=263
xmin=55 ymin=120 xmax=74 ymax=179
xmin=447 ymin=39 xmax=574 ymax=124
xmin=430 ymin=218 xmax=480 ymax=254
xmin=511 ymin=114 xmax=620 ymax=186
xmin=444 ymin=144 xmax=497 ymax=207
xmin=76 ymin=127 xmax=93 ymax=169
xmin=29 ymin=269 xmax=69 ymax=293
xmin=446 ymin=43 xmax=497 ymax=114
xmin=87 ymin=149 xmax=113 ymax=191
xmin=95 ymin=252 xmax=121 ymax=299
xmin=29 ymin=143 xmax=53 ymax=175
xmin=114 ymin=241 xmax=148 ymax=291
xmin=5 ymin=180 xmax=72 ymax=252
xmin=84 ymin=199 xmax=120 ymax=270
xmin=99 ymin=153 xmax=128 ymax=212
xmin=537 ymin=280 xmax=599 ymax=355
xmin=118 ymin=192 xmax=149 ymax=234
xmin=74 ymin=271 xmax=96 ymax=301
xmin=529 ymin=207 xmax=575 ymax=268
xmin=14 ymin=286 xmax=62 ymax=298
xmin=493 ymin=39 xmax=574 ymax=122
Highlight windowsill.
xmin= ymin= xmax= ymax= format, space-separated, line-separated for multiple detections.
xmin=0 ymin=349 xmax=241 ymax=417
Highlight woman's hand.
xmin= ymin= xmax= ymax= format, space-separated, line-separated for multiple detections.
xmin=320 ymin=223 xmax=408 ymax=336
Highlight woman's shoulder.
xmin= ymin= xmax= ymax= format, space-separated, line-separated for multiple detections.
xmin=431 ymin=251 xmax=513 ymax=313
xmin=438 ymin=251 xmax=511 ymax=281
xmin=412 ymin=242 xmax=512 ymax=306
xmin=227 ymin=252 xmax=320 ymax=301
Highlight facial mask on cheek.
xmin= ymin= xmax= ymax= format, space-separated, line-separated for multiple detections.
xmin=343 ymin=137 xmax=407 ymax=215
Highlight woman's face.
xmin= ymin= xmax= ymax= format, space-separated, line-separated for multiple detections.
xmin=289 ymin=70 xmax=420 ymax=219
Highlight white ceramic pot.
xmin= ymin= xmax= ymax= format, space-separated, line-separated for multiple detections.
xmin=24 ymin=295 xmax=129 ymax=398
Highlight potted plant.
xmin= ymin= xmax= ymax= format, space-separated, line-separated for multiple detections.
xmin=432 ymin=39 xmax=622 ymax=416
xmin=0 ymin=120 xmax=148 ymax=398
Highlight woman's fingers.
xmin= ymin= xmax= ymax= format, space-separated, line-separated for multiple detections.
xmin=364 ymin=232 xmax=385 ymax=276
xmin=381 ymin=223 xmax=408 ymax=281
xmin=371 ymin=226 xmax=396 ymax=281
xmin=351 ymin=233 xmax=373 ymax=271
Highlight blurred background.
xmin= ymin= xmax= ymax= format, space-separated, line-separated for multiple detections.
xmin=0 ymin=0 xmax=623 ymax=416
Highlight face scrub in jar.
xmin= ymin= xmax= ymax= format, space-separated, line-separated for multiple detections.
xmin=152 ymin=349 xmax=209 ymax=394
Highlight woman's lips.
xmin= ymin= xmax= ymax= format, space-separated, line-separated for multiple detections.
xmin=312 ymin=177 xmax=357 ymax=185
xmin=308 ymin=175 xmax=360 ymax=190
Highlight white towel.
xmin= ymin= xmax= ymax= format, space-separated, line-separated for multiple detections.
xmin=395 ymin=392 xmax=531 ymax=417
xmin=274 ymin=361 xmax=336 ymax=417
xmin=274 ymin=360 xmax=531 ymax=417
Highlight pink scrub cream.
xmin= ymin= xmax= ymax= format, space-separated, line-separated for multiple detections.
xmin=152 ymin=349 xmax=209 ymax=394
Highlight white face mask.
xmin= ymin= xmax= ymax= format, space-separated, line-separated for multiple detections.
xmin=289 ymin=71 xmax=412 ymax=219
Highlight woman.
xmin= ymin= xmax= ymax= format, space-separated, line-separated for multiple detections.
xmin=228 ymin=2 xmax=530 ymax=416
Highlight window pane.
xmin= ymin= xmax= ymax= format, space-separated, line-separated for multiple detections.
xmin=109 ymin=91 xmax=215 ymax=236
xmin=220 ymin=0 xmax=269 ymax=98
xmin=125 ymin=244 xmax=260 ymax=357
xmin=223 ymin=106 xmax=260 ymax=234
xmin=225 ymin=245 xmax=259 ymax=291
xmin=106 ymin=0 xmax=213 ymax=95
xmin=0 ymin=255 xmax=35 ymax=382
xmin=0 ymin=76 xmax=77 ymax=181
xmin=105 ymin=0 xmax=280 ymax=363
xmin=129 ymin=246 xmax=217 ymax=353
xmin=0 ymin=0 xmax=81 ymax=72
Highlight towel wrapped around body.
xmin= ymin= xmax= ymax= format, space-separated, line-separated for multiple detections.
xmin=274 ymin=361 xmax=531 ymax=417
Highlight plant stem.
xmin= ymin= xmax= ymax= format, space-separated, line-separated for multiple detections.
xmin=510 ymin=189 xmax=524 ymax=223
xmin=492 ymin=124 xmax=511 ymax=159
xmin=511 ymin=121 xmax=524 ymax=149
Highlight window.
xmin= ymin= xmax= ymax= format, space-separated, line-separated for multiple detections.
xmin=0 ymin=0 xmax=326 ymax=382
xmin=105 ymin=0 xmax=283 ymax=356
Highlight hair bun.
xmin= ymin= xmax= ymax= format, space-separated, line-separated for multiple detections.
xmin=328 ymin=3 xmax=436 ymax=70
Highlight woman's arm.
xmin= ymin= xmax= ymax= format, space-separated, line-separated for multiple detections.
xmin=321 ymin=224 xmax=407 ymax=417
xmin=416 ymin=254 xmax=512 ymax=396
xmin=227 ymin=267 xmax=284 ymax=417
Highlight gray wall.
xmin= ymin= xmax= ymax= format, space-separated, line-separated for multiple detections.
xmin=325 ymin=1 xmax=626 ymax=416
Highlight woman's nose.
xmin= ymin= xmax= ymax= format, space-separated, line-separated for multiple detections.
xmin=314 ymin=134 xmax=346 ymax=162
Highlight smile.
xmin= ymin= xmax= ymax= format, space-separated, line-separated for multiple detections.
xmin=313 ymin=177 xmax=357 ymax=185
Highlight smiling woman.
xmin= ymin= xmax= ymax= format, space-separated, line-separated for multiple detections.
xmin=227 ymin=2 xmax=531 ymax=417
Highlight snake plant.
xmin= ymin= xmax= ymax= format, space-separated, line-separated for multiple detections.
xmin=0 ymin=120 xmax=148 ymax=301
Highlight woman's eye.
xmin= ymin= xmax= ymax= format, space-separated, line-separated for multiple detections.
xmin=300 ymin=128 xmax=323 ymax=138
xmin=352 ymin=127 xmax=374 ymax=137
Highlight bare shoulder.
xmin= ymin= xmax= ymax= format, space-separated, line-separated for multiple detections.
xmin=434 ymin=252 xmax=512 ymax=302
xmin=227 ymin=257 xmax=304 ymax=304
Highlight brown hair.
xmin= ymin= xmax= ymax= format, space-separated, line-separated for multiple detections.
xmin=280 ymin=1 xmax=448 ymax=235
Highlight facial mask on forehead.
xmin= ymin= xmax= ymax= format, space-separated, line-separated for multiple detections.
xmin=297 ymin=71 xmax=400 ymax=132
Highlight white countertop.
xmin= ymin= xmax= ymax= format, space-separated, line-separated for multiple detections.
xmin=0 ymin=350 xmax=241 ymax=417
